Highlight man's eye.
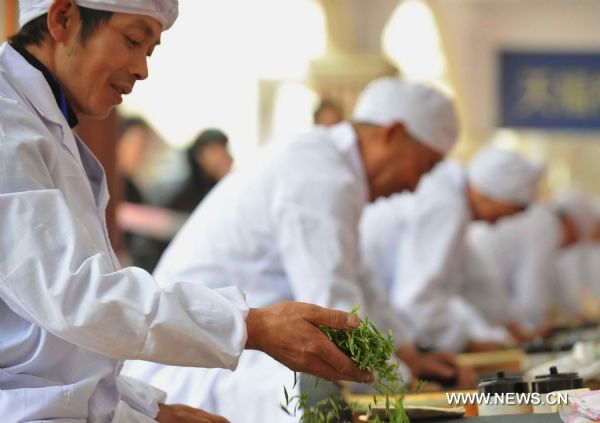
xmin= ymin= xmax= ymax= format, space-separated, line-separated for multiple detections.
xmin=125 ymin=35 xmax=142 ymax=48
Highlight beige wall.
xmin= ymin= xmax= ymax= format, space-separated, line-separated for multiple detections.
xmin=429 ymin=0 xmax=600 ymax=196
xmin=1 ymin=1 xmax=6 ymax=43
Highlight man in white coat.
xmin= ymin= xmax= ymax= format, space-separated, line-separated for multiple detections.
xmin=360 ymin=146 xmax=544 ymax=352
xmin=0 ymin=1 xmax=373 ymax=422
xmin=124 ymin=77 xmax=478 ymax=422
xmin=467 ymin=192 xmax=588 ymax=334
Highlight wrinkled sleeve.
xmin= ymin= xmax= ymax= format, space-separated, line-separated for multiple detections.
xmin=448 ymin=296 xmax=511 ymax=344
xmin=0 ymin=103 xmax=248 ymax=370
xmin=512 ymin=210 xmax=562 ymax=329
xmin=390 ymin=186 xmax=471 ymax=351
xmin=460 ymin=242 xmax=518 ymax=326
xmin=117 ymin=375 xmax=167 ymax=418
xmin=272 ymin=173 xmax=412 ymax=347
xmin=554 ymin=247 xmax=588 ymax=319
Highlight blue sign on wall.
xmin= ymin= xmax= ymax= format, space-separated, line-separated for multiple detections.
xmin=500 ymin=51 xmax=600 ymax=129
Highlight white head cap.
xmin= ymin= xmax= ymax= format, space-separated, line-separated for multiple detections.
xmin=19 ymin=0 xmax=178 ymax=30
xmin=353 ymin=77 xmax=459 ymax=154
xmin=553 ymin=190 xmax=594 ymax=238
xmin=467 ymin=146 xmax=544 ymax=206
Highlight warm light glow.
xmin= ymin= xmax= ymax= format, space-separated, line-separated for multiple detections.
xmin=490 ymin=129 xmax=523 ymax=151
xmin=382 ymin=0 xmax=446 ymax=81
xmin=270 ymin=82 xmax=319 ymax=142
xmin=122 ymin=0 xmax=326 ymax=163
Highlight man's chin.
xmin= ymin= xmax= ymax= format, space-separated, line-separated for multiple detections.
xmin=80 ymin=105 xmax=114 ymax=120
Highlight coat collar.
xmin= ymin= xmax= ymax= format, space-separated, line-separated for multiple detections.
xmin=0 ymin=43 xmax=82 ymax=165
xmin=9 ymin=40 xmax=78 ymax=128
xmin=327 ymin=122 xmax=370 ymax=206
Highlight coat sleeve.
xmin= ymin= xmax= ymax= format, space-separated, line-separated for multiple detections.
xmin=511 ymin=209 xmax=562 ymax=329
xmin=460 ymin=239 xmax=518 ymax=326
xmin=390 ymin=182 xmax=472 ymax=352
xmin=272 ymin=168 xmax=413 ymax=347
xmin=0 ymin=101 xmax=248 ymax=369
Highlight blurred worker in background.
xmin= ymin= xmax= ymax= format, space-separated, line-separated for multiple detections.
xmin=467 ymin=190 xmax=592 ymax=338
xmin=360 ymin=145 xmax=544 ymax=353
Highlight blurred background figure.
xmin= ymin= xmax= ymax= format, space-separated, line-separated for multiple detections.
xmin=313 ymin=98 xmax=343 ymax=127
xmin=117 ymin=117 xmax=155 ymax=205
xmin=465 ymin=191 xmax=592 ymax=340
xmin=169 ymin=129 xmax=233 ymax=213
xmin=553 ymin=191 xmax=600 ymax=322
xmin=116 ymin=116 xmax=186 ymax=271
xmin=360 ymin=145 xmax=543 ymax=353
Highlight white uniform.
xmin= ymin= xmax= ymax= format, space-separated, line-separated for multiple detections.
xmin=0 ymin=42 xmax=250 ymax=422
xmin=466 ymin=205 xmax=563 ymax=329
xmin=124 ymin=122 xmax=414 ymax=422
xmin=554 ymin=243 xmax=600 ymax=319
xmin=360 ymin=161 xmax=507 ymax=351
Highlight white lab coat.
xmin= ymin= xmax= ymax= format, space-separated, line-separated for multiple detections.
xmin=124 ymin=122 xmax=413 ymax=423
xmin=554 ymin=243 xmax=600 ymax=319
xmin=465 ymin=205 xmax=563 ymax=329
xmin=582 ymin=244 xmax=600 ymax=299
xmin=360 ymin=161 xmax=500 ymax=352
xmin=0 ymin=42 xmax=250 ymax=422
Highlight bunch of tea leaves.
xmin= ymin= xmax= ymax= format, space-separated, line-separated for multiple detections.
xmin=281 ymin=306 xmax=409 ymax=422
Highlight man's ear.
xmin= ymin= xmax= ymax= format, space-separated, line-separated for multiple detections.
xmin=47 ymin=0 xmax=78 ymax=42
xmin=384 ymin=122 xmax=409 ymax=145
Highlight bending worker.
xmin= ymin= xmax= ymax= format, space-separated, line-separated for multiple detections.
xmin=0 ymin=1 xmax=372 ymax=422
xmin=360 ymin=145 xmax=544 ymax=352
xmin=124 ymin=77 xmax=478 ymax=422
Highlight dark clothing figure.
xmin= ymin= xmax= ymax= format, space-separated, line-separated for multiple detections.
xmin=169 ymin=129 xmax=232 ymax=213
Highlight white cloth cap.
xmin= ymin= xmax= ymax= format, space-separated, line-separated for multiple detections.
xmin=553 ymin=190 xmax=594 ymax=237
xmin=352 ymin=77 xmax=459 ymax=154
xmin=19 ymin=0 xmax=178 ymax=30
xmin=467 ymin=146 xmax=543 ymax=206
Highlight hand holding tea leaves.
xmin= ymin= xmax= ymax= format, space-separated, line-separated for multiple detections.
xmin=246 ymin=302 xmax=373 ymax=382
xmin=281 ymin=306 xmax=410 ymax=422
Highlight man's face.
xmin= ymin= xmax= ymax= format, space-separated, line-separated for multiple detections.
xmin=560 ymin=215 xmax=580 ymax=248
xmin=468 ymin=187 xmax=525 ymax=224
xmin=56 ymin=11 xmax=162 ymax=118
xmin=367 ymin=125 xmax=443 ymax=200
xmin=195 ymin=144 xmax=233 ymax=181
xmin=591 ymin=223 xmax=600 ymax=243
xmin=117 ymin=126 xmax=150 ymax=175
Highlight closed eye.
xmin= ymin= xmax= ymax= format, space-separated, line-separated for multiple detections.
xmin=125 ymin=34 xmax=142 ymax=49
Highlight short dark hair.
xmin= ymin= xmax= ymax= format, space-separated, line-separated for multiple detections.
xmin=9 ymin=6 xmax=113 ymax=47
xmin=120 ymin=116 xmax=152 ymax=138
xmin=190 ymin=129 xmax=229 ymax=155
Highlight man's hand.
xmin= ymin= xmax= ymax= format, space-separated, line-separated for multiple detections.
xmin=245 ymin=302 xmax=373 ymax=383
xmin=464 ymin=340 xmax=506 ymax=353
xmin=396 ymin=345 xmax=477 ymax=389
xmin=156 ymin=404 xmax=229 ymax=423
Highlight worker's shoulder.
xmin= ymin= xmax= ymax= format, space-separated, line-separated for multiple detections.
xmin=274 ymin=126 xmax=354 ymax=174
xmin=0 ymin=78 xmax=51 ymax=142
xmin=420 ymin=161 xmax=466 ymax=200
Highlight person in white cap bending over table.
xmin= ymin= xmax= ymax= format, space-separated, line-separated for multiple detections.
xmin=0 ymin=1 xmax=376 ymax=422
xmin=468 ymin=190 xmax=592 ymax=334
xmin=123 ymin=77 xmax=478 ymax=422
xmin=360 ymin=145 xmax=544 ymax=353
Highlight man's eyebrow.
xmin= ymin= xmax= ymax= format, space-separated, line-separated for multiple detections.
xmin=132 ymin=19 xmax=161 ymax=45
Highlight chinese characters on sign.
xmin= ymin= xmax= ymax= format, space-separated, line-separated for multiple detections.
xmin=500 ymin=52 xmax=600 ymax=129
